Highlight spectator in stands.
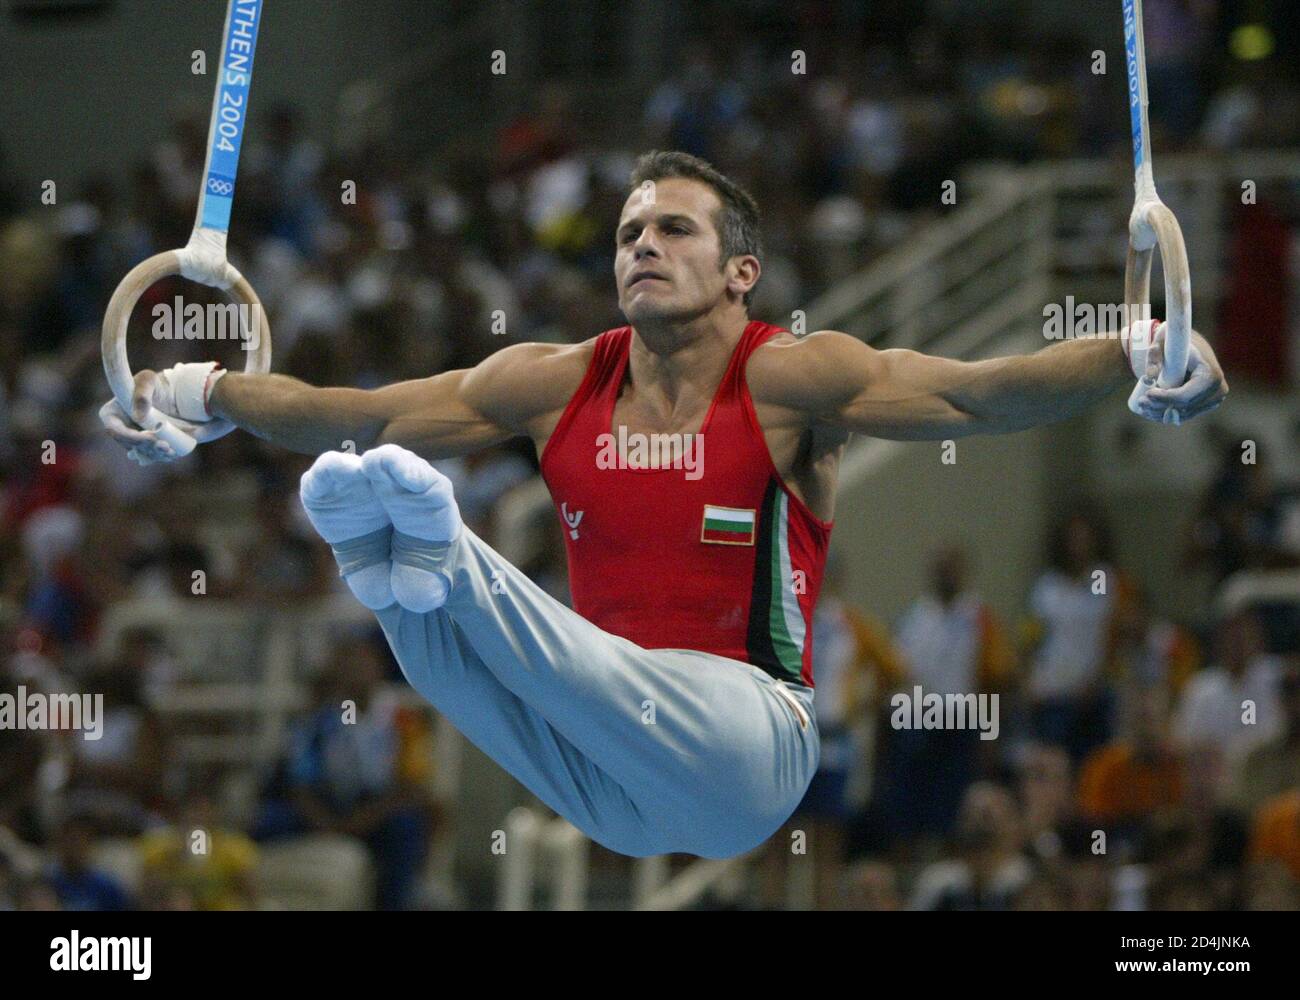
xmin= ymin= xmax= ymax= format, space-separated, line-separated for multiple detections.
xmin=1015 ymin=744 xmax=1076 ymax=864
xmin=1233 ymin=663 xmax=1300 ymax=814
xmin=58 ymin=653 xmax=169 ymax=837
xmin=1023 ymin=504 xmax=1136 ymax=762
xmin=45 ymin=815 xmax=131 ymax=911
xmin=879 ymin=546 xmax=1013 ymax=842
xmin=19 ymin=504 xmax=99 ymax=649
xmin=1109 ymin=583 xmax=1200 ymax=700
xmin=1248 ymin=789 xmax=1300 ymax=883
xmin=0 ymin=217 xmax=63 ymax=356
xmin=1186 ymin=438 xmax=1293 ymax=584
xmin=138 ymin=783 xmax=258 ymax=910
xmin=643 ymin=42 xmax=746 ymax=163
xmin=241 ymin=104 xmax=325 ymax=257
xmin=909 ymin=782 xmax=1031 ymax=910
xmin=254 ymin=638 xmax=435 ymax=910
xmin=1173 ymin=608 xmax=1285 ymax=800
xmin=1077 ymin=687 xmax=1184 ymax=835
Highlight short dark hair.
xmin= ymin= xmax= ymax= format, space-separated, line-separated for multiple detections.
xmin=628 ymin=150 xmax=763 ymax=308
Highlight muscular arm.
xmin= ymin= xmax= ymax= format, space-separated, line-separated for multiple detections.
xmin=208 ymin=368 xmax=510 ymax=458
xmin=150 ymin=341 xmax=582 ymax=461
xmin=754 ymin=328 xmax=1224 ymax=441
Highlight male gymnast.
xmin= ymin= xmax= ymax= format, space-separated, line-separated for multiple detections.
xmin=101 ymin=151 xmax=1227 ymax=858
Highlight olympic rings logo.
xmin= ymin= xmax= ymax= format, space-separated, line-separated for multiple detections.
xmin=207 ymin=178 xmax=234 ymax=196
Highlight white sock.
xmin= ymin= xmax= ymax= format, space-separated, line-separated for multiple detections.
xmin=360 ymin=444 xmax=461 ymax=541
xmin=299 ymin=451 xmax=394 ymax=610
xmin=361 ymin=445 xmax=461 ymax=612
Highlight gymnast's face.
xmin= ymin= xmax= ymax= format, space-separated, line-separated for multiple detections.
xmin=615 ymin=177 xmax=739 ymax=328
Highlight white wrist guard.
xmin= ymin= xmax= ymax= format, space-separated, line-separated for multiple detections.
xmin=161 ymin=362 xmax=227 ymax=422
xmin=1121 ymin=319 xmax=1163 ymax=380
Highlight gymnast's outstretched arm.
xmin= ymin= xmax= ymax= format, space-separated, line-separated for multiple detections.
xmin=100 ymin=340 xmax=587 ymax=462
xmin=749 ymin=325 xmax=1227 ymax=441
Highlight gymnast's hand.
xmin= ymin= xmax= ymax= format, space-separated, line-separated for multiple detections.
xmin=1128 ymin=326 xmax=1228 ymax=425
xmin=98 ymin=363 xmax=222 ymax=464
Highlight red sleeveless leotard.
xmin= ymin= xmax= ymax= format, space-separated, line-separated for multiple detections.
xmin=539 ymin=321 xmax=833 ymax=686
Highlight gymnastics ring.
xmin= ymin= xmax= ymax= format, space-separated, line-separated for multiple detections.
xmin=101 ymin=251 xmax=271 ymax=456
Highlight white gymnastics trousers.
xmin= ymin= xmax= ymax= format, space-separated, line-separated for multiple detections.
xmin=359 ymin=524 xmax=820 ymax=859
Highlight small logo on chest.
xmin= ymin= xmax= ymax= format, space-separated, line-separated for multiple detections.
xmin=561 ymin=503 xmax=584 ymax=540
xmin=701 ymin=505 xmax=756 ymax=546
xmin=716 ymin=604 xmax=745 ymax=628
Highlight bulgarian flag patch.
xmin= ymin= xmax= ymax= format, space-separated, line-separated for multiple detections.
xmin=701 ymin=505 xmax=756 ymax=546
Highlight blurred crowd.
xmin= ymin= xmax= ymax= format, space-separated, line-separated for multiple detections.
xmin=2 ymin=0 xmax=1298 ymax=909
xmin=759 ymin=469 xmax=1300 ymax=910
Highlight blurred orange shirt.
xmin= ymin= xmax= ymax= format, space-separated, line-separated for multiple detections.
xmin=1249 ymin=790 xmax=1300 ymax=880
xmin=1077 ymin=742 xmax=1184 ymax=821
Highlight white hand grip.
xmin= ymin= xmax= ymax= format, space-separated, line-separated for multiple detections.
xmin=140 ymin=406 xmax=198 ymax=457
